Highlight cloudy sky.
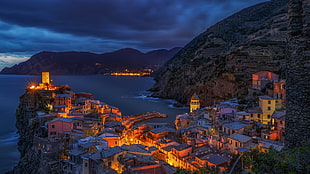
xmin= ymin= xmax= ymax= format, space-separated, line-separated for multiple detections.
xmin=0 ymin=0 xmax=268 ymax=70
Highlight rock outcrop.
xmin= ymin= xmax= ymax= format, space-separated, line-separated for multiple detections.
xmin=10 ymin=90 xmax=60 ymax=173
xmin=151 ymin=0 xmax=288 ymax=106
xmin=1 ymin=47 xmax=181 ymax=75
xmin=285 ymin=0 xmax=310 ymax=148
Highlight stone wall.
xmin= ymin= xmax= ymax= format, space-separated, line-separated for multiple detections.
xmin=285 ymin=0 xmax=310 ymax=148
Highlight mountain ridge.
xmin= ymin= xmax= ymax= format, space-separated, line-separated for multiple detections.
xmin=0 ymin=47 xmax=181 ymax=75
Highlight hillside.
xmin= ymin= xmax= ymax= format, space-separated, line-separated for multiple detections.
xmin=150 ymin=0 xmax=288 ymax=106
xmin=0 ymin=47 xmax=181 ymax=75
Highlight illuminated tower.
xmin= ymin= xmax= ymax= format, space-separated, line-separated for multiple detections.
xmin=190 ymin=93 xmax=200 ymax=112
xmin=42 ymin=72 xmax=50 ymax=84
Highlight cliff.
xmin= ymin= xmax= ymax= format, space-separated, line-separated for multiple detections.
xmin=151 ymin=0 xmax=288 ymax=106
xmin=285 ymin=0 xmax=310 ymax=148
xmin=0 ymin=47 xmax=181 ymax=75
xmin=10 ymin=90 xmax=61 ymax=173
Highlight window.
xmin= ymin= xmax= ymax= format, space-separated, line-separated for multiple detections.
xmin=84 ymin=162 xmax=88 ymax=168
xmin=235 ymin=142 xmax=238 ymax=147
xmin=258 ymin=114 xmax=261 ymax=118
xmin=268 ymin=100 xmax=271 ymax=104
xmin=51 ymin=125 xmax=55 ymax=128
xmin=251 ymin=114 xmax=253 ymax=118
xmin=268 ymin=115 xmax=271 ymax=119
xmin=268 ymin=107 xmax=271 ymax=111
xmin=50 ymin=132 xmax=56 ymax=135
xmin=280 ymin=121 xmax=283 ymax=125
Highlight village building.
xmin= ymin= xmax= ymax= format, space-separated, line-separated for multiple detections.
xmin=273 ymin=80 xmax=286 ymax=108
xmin=190 ymin=93 xmax=200 ymax=112
xmin=222 ymin=122 xmax=251 ymax=136
xmin=227 ymin=133 xmax=252 ymax=153
xmin=252 ymin=71 xmax=279 ymax=90
xmin=47 ymin=117 xmax=73 ymax=138
xmin=247 ymin=96 xmax=281 ymax=125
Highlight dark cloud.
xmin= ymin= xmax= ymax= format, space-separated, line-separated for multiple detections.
xmin=0 ymin=0 xmax=267 ymax=44
xmin=0 ymin=0 xmax=268 ymax=70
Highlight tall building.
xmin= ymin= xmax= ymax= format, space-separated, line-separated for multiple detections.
xmin=42 ymin=72 xmax=50 ymax=84
xmin=190 ymin=93 xmax=200 ymax=112
xmin=285 ymin=0 xmax=310 ymax=148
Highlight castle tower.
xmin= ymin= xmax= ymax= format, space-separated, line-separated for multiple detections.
xmin=42 ymin=72 xmax=50 ymax=84
xmin=190 ymin=93 xmax=200 ymax=112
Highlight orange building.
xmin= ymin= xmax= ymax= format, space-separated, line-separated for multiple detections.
xmin=252 ymin=71 xmax=279 ymax=90
xmin=270 ymin=111 xmax=285 ymax=141
xmin=55 ymin=94 xmax=72 ymax=108
xmin=273 ymin=80 xmax=286 ymax=107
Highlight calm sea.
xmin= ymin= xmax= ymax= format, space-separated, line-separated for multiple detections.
xmin=0 ymin=75 xmax=187 ymax=172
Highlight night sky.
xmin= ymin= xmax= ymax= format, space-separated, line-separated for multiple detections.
xmin=0 ymin=0 xmax=268 ymax=70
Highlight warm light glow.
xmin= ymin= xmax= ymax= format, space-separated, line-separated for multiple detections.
xmin=107 ymin=71 xmax=151 ymax=76
xmin=29 ymin=85 xmax=36 ymax=89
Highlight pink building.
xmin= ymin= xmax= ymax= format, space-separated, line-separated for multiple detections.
xmin=252 ymin=71 xmax=279 ymax=90
xmin=47 ymin=117 xmax=73 ymax=138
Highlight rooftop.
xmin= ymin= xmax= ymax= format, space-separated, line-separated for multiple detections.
xmin=228 ymin=133 xmax=252 ymax=143
xmin=55 ymin=94 xmax=73 ymax=98
xmin=223 ymin=122 xmax=250 ymax=130
xmin=69 ymin=148 xmax=85 ymax=156
xmin=198 ymin=154 xmax=230 ymax=165
xmin=53 ymin=104 xmax=68 ymax=108
xmin=247 ymin=107 xmax=262 ymax=113
xmin=47 ymin=117 xmax=73 ymax=124
xmin=101 ymin=146 xmax=123 ymax=158
xmin=235 ymin=147 xmax=250 ymax=153
xmin=259 ymin=95 xmax=276 ymax=100
xmin=150 ymin=127 xmax=177 ymax=134
xmin=174 ymin=143 xmax=191 ymax=151
xmin=191 ymin=93 xmax=199 ymax=100
xmin=272 ymin=111 xmax=286 ymax=121
xmin=120 ymin=144 xmax=149 ymax=153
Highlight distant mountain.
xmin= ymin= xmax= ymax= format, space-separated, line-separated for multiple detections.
xmin=0 ymin=47 xmax=181 ymax=75
xmin=151 ymin=0 xmax=288 ymax=106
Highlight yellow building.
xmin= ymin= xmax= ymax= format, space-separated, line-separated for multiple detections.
xmin=42 ymin=72 xmax=50 ymax=84
xmin=247 ymin=96 xmax=277 ymax=124
xmin=190 ymin=93 xmax=200 ymax=112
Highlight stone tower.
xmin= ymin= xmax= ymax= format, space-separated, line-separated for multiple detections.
xmin=285 ymin=0 xmax=310 ymax=148
xmin=190 ymin=93 xmax=200 ymax=112
xmin=42 ymin=72 xmax=50 ymax=84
